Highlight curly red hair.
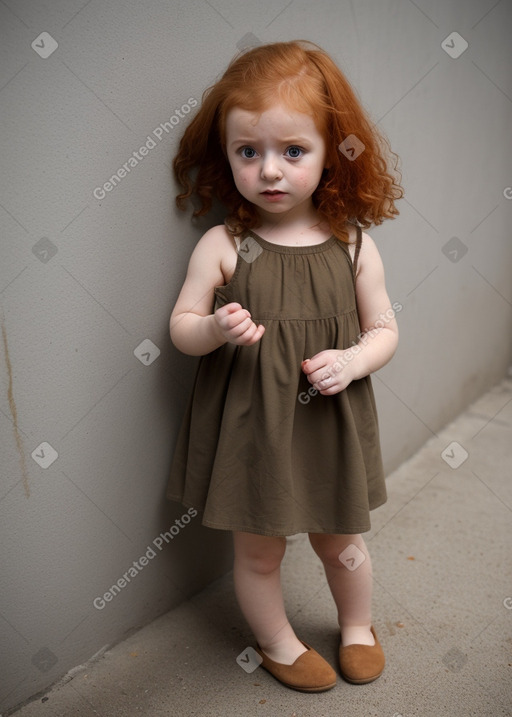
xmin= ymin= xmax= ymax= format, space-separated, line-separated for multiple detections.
xmin=173 ymin=40 xmax=403 ymax=242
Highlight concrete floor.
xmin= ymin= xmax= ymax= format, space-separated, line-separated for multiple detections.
xmin=10 ymin=377 xmax=512 ymax=717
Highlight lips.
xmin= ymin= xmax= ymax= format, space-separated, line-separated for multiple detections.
xmin=261 ymin=190 xmax=287 ymax=201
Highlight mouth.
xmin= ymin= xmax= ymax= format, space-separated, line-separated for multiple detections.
xmin=261 ymin=190 xmax=287 ymax=201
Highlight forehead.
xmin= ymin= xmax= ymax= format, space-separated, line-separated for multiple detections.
xmin=225 ymin=104 xmax=323 ymax=140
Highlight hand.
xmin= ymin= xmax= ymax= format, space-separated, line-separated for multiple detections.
xmin=301 ymin=349 xmax=356 ymax=395
xmin=214 ymin=302 xmax=265 ymax=346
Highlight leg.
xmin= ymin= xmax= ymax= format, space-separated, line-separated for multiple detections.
xmin=233 ymin=531 xmax=307 ymax=664
xmin=308 ymin=533 xmax=375 ymax=646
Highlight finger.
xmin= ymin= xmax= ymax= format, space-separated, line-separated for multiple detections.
xmin=240 ymin=322 xmax=265 ymax=345
xmin=218 ymin=308 xmax=249 ymax=328
xmin=306 ymin=366 xmax=330 ymax=384
xmin=215 ymin=302 xmax=243 ymax=320
xmin=225 ymin=314 xmax=254 ymax=338
xmin=251 ymin=324 xmax=266 ymax=342
xmin=224 ymin=302 xmax=243 ymax=313
xmin=318 ymin=384 xmax=341 ymax=396
xmin=303 ymin=359 xmax=326 ymax=376
xmin=251 ymin=323 xmax=265 ymax=339
xmin=303 ymin=355 xmax=328 ymax=374
xmin=313 ymin=373 xmax=335 ymax=389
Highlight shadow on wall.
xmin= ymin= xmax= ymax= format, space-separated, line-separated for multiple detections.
xmin=149 ymin=300 xmax=234 ymax=598
xmin=159 ymin=201 xmax=235 ymax=604
xmin=157 ymin=498 xmax=234 ymax=607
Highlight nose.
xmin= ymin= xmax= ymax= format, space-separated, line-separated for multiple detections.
xmin=260 ymin=153 xmax=282 ymax=181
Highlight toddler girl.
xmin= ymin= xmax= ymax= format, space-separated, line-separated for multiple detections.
xmin=166 ymin=40 xmax=403 ymax=692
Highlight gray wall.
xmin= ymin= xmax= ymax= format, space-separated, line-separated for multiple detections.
xmin=1 ymin=0 xmax=511 ymax=712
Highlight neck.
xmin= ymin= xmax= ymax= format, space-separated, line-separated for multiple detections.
xmin=256 ymin=210 xmax=327 ymax=237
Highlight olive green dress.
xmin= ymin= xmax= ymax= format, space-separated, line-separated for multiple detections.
xmin=166 ymin=225 xmax=387 ymax=536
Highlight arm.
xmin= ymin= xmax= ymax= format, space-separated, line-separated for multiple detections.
xmin=302 ymin=232 xmax=399 ymax=394
xmin=170 ymin=225 xmax=265 ymax=356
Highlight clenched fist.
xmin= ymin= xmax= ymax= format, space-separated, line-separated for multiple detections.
xmin=214 ymin=302 xmax=265 ymax=346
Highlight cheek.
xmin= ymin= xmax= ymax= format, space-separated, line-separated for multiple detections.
xmin=230 ymin=167 xmax=257 ymax=200
xmin=298 ymin=164 xmax=324 ymax=189
xmin=234 ymin=167 xmax=256 ymax=186
xmin=294 ymin=171 xmax=310 ymax=189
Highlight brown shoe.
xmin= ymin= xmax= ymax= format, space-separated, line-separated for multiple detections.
xmin=255 ymin=641 xmax=337 ymax=692
xmin=338 ymin=627 xmax=385 ymax=684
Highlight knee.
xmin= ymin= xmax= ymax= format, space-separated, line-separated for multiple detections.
xmin=308 ymin=533 xmax=367 ymax=570
xmin=233 ymin=532 xmax=286 ymax=575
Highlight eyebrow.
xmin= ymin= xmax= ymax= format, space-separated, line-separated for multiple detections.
xmin=229 ymin=136 xmax=312 ymax=147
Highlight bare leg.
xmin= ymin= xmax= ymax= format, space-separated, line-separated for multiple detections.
xmin=308 ymin=533 xmax=375 ymax=646
xmin=233 ymin=531 xmax=307 ymax=664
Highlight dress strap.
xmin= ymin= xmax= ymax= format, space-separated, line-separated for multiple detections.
xmin=223 ymin=220 xmax=243 ymax=252
xmin=353 ymin=225 xmax=362 ymax=278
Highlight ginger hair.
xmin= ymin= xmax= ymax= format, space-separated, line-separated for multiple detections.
xmin=173 ymin=40 xmax=403 ymax=242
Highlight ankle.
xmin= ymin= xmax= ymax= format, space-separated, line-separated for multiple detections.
xmin=341 ymin=625 xmax=375 ymax=647
xmin=259 ymin=635 xmax=308 ymax=665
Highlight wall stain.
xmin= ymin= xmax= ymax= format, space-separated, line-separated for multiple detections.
xmin=1 ymin=314 xmax=30 ymax=498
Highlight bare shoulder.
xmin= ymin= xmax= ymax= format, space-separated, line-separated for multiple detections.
xmin=192 ymin=224 xmax=236 ymax=255
xmin=359 ymin=230 xmax=378 ymax=253
xmin=345 ymin=224 xmax=376 ymax=249
xmin=356 ymin=232 xmax=387 ymax=286
xmin=344 ymin=224 xmax=373 ymax=256
xmin=344 ymin=225 xmax=383 ymax=278
xmin=187 ymin=224 xmax=238 ymax=284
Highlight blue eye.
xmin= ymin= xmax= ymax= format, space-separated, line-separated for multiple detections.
xmin=286 ymin=146 xmax=303 ymax=158
xmin=241 ymin=147 xmax=257 ymax=158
